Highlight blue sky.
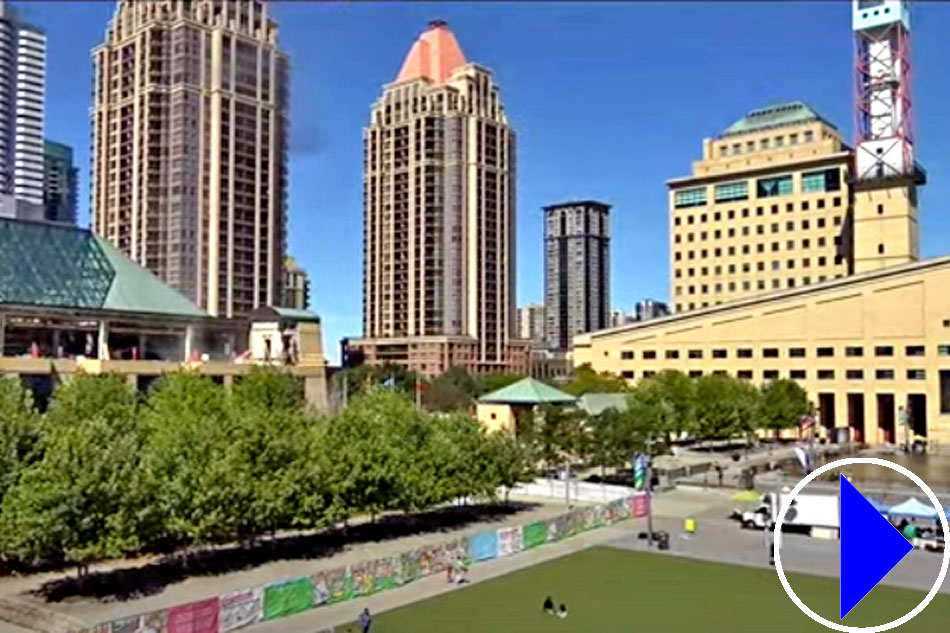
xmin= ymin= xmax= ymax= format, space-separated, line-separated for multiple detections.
xmin=30 ymin=2 xmax=950 ymax=364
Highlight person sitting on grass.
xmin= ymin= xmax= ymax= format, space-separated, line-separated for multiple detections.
xmin=558 ymin=604 xmax=568 ymax=619
xmin=542 ymin=596 xmax=555 ymax=615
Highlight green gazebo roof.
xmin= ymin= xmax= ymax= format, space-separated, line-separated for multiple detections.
xmin=478 ymin=377 xmax=577 ymax=405
xmin=0 ymin=218 xmax=207 ymax=318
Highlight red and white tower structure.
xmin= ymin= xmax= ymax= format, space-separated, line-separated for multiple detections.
xmin=851 ymin=1 xmax=925 ymax=272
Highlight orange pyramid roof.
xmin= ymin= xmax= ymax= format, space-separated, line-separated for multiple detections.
xmin=396 ymin=20 xmax=467 ymax=85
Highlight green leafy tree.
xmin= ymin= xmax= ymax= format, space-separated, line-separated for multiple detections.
xmin=532 ymin=405 xmax=587 ymax=474
xmin=588 ymin=407 xmax=644 ymax=477
xmin=560 ymin=364 xmax=628 ymax=396
xmin=232 ymin=366 xmax=304 ymax=413
xmin=143 ymin=372 xmax=248 ymax=544
xmin=633 ymin=370 xmax=697 ymax=439
xmin=694 ymin=374 xmax=761 ymax=440
xmin=0 ymin=376 xmax=155 ymax=572
xmin=0 ymin=377 xmax=41 ymax=503
xmin=485 ymin=431 xmax=535 ymax=502
xmin=758 ymin=379 xmax=813 ymax=435
xmin=422 ymin=366 xmax=478 ymax=412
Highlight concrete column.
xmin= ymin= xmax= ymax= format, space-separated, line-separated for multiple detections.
xmin=52 ymin=330 xmax=61 ymax=358
xmin=138 ymin=334 xmax=147 ymax=361
xmin=184 ymin=325 xmax=194 ymax=361
xmin=98 ymin=320 xmax=110 ymax=360
xmin=0 ymin=312 xmax=5 ymax=357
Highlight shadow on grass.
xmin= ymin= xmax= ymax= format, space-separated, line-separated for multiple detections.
xmin=31 ymin=502 xmax=538 ymax=604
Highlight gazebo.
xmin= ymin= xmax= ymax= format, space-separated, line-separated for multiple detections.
xmin=476 ymin=377 xmax=577 ymax=433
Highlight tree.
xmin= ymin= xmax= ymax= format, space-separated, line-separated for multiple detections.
xmin=422 ymin=366 xmax=478 ymax=412
xmin=232 ymin=366 xmax=304 ymax=413
xmin=633 ymin=370 xmax=697 ymax=440
xmin=560 ymin=364 xmax=628 ymax=396
xmin=533 ymin=405 xmax=587 ymax=474
xmin=0 ymin=376 xmax=155 ymax=571
xmin=484 ymin=431 xmax=535 ymax=502
xmin=694 ymin=374 xmax=761 ymax=441
xmin=588 ymin=407 xmax=643 ymax=477
xmin=0 ymin=377 xmax=41 ymax=503
xmin=143 ymin=372 xmax=248 ymax=544
xmin=758 ymin=379 xmax=813 ymax=436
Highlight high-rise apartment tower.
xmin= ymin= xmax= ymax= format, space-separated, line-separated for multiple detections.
xmin=544 ymin=200 xmax=610 ymax=350
xmin=0 ymin=1 xmax=45 ymax=219
xmin=347 ymin=20 xmax=527 ymax=377
xmin=43 ymin=140 xmax=78 ymax=224
xmin=91 ymin=0 xmax=289 ymax=317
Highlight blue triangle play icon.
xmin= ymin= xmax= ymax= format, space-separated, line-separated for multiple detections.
xmin=840 ymin=474 xmax=913 ymax=619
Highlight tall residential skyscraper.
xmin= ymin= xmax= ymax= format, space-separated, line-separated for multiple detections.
xmin=91 ymin=0 xmax=288 ymax=317
xmin=43 ymin=140 xmax=77 ymax=224
xmin=281 ymin=255 xmax=309 ymax=311
xmin=544 ymin=200 xmax=610 ymax=351
xmin=0 ymin=1 xmax=45 ymax=219
xmin=347 ymin=20 xmax=527 ymax=377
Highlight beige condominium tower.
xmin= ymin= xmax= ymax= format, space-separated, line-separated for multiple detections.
xmin=346 ymin=21 xmax=528 ymax=378
xmin=91 ymin=0 xmax=288 ymax=318
xmin=668 ymin=102 xmax=858 ymax=313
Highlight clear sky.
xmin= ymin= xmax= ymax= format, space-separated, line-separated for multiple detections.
xmin=29 ymin=1 xmax=950 ymax=364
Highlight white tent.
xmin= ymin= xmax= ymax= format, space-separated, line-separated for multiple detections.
xmin=887 ymin=498 xmax=939 ymax=520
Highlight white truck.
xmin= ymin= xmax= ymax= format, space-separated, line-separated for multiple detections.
xmin=738 ymin=491 xmax=840 ymax=539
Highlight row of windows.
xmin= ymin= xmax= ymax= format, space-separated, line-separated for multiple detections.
xmin=620 ymin=368 xmax=928 ymax=381
xmin=675 ymin=217 xmax=843 ymax=243
xmin=679 ymin=255 xmax=841 ymax=278
xmin=675 ymin=248 xmax=844 ymax=264
xmin=718 ymin=130 xmax=816 ymax=157
xmin=674 ymin=169 xmax=841 ymax=208
xmin=674 ymin=197 xmax=843 ymax=225
xmin=618 ymin=344 xmax=950 ymax=361
xmin=677 ymin=275 xmax=834 ymax=295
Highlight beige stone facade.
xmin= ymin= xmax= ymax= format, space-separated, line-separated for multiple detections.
xmin=669 ymin=103 xmax=854 ymax=313
xmin=356 ymin=21 xmax=520 ymax=376
xmin=91 ymin=0 xmax=288 ymax=318
xmin=575 ymin=257 xmax=950 ymax=446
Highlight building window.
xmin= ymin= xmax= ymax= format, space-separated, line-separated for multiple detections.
xmin=688 ymin=370 xmax=703 ymax=378
xmin=801 ymin=168 xmax=841 ymax=193
xmin=875 ymin=345 xmax=894 ymax=357
xmin=763 ymin=348 xmax=779 ymax=358
xmin=643 ymin=370 xmax=656 ymax=379
xmin=665 ymin=350 xmax=679 ymax=359
xmin=817 ymin=347 xmax=834 ymax=357
xmin=713 ymin=370 xmax=728 ymax=376
xmin=804 ymin=131 xmax=814 ymax=142
xmin=834 ymin=196 xmax=841 ymax=207
xmin=738 ymin=348 xmax=753 ymax=359
xmin=789 ymin=347 xmax=806 ymax=358
xmin=737 ymin=370 xmax=753 ymax=380
xmin=714 ymin=181 xmax=749 ymax=202
xmin=846 ymin=369 xmax=864 ymax=380
xmin=756 ymin=175 xmax=793 ymax=198
xmin=817 ymin=369 xmax=835 ymax=380
xmin=786 ymin=203 xmax=794 ymax=212
xmin=786 ymin=221 xmax=794 ymax=231
xmin=802 ymin=201 xmax=810 ymax=211
xmin=763 ymin=370 xmax=779 ymax=380
xmin=846 ymin=346 xmax=863 ymax=357
xmin=818 ymin=218 xmax=826 ymax=228
xmin=790 ymin=370 xmax=806 ymax=380
xmin=621 ymin=350 xmax=634 ymax=360
xmin=941 ymin=370 xmax=950 ymax=414
xmin=742 ymin=209 xmax=750 ymax=218
xmin=643 ymin=350 xmax=656 ymax=359
xmin=938 ymin=344 xmax=950 ymax=356
xmin=906 ymin=345 xmax=925 ymax=357
xmin=875 ymin=369 xmax=895 ymax=380
xmin=907 ymin=369 xmax=926 ymax=380
xmin=713 ymin=349 xmax=727 ymax=359
xmin=674 ymin=187 xmax=707 ymax=208
xmin=688 ymin=349 xmax=703 ymax=359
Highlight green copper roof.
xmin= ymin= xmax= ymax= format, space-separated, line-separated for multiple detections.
xmin=478 ymin=377 xmax=577 ymax=405
xmin=0 ymin=218 xmax=206 ymax=318
xmin=721 ymin=101 xmax=837 ymax=137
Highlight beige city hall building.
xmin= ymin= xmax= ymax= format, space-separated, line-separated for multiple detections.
xmin=574 ymin=257 xmax=950 ymax=446
xmin=345 ymin=21 xmax=529 ymax=377
xmin=91 ymin=0 xmax=289 ymax=318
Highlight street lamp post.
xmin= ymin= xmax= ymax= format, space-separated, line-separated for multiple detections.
xmin=645 ymin=436 xmax=657 ymax=547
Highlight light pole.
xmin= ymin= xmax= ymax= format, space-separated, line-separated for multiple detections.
xmin=645 ymin=436 xmax=657 ymax=546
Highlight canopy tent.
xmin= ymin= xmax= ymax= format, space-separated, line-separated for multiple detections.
xmin=865 ymin=496 xmax=890 ymax=514
xmin=887 ymin=497 xmax=939 ymax=520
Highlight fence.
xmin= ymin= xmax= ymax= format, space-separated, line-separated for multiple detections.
xmin=73 ymin=494 xmax=647 ymax=633
xmin=508 ymin=478 xmax=635 ymax=503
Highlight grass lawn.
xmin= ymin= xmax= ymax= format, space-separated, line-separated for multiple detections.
xmin=369 ymin=547 xmax=949 ymax=632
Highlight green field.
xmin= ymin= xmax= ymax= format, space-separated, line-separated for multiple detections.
xmin=368 ymin=547 xmax=949 ymax=632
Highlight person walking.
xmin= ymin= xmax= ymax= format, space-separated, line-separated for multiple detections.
xmin=359 ymin=608 xmax=372 ymax=633
xmin=766 ymin=528 xmax=775 ymax=566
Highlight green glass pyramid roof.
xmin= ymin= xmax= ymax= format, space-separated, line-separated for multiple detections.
xmin=721 ymin=101 xmax=837 ymax=137
xmin=478 ymin=377 xmax=577 ymax=405
xmin=0 ymin=218 xmax=207 ymax=318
